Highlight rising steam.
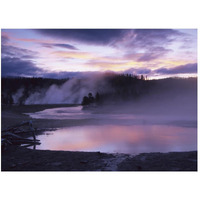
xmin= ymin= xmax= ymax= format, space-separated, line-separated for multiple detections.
xmin=24 ymin=75 xmax=111 ymax=104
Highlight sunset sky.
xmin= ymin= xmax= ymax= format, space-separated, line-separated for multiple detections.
xmin=1 ymin=29 xmax=197 ymax=79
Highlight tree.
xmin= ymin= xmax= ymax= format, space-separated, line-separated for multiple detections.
xmin=88 ymin=92 xmax=95 ymax=103
xmin=81 ymin=92 xmax=95 ymax=106
xmin=81 ymin=96 xmax=90 ymax=106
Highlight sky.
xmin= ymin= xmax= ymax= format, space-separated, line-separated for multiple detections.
xmin=1 ymin=29 xmax=197 ymax=79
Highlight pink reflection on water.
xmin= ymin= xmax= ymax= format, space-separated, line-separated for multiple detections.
xmin=35 ymin=125 xmax=197 ymax=154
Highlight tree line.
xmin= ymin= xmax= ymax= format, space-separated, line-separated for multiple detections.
xmin=2 ymin=74 xmax=196 ymax=106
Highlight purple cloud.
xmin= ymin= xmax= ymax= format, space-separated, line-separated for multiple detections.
xmin=1 ymin=34 xmax=42 ymax=77
xmin=137 ymin=47 xmax=171 ymax=62
xmin=35 ymin=29 xmax=183 ymax=47
xmin=2 ymin=44 xmax=38 ymax=59
xmin=155 ymin=63 xmax=197 ymax=74
xmin=1 ymin=57 xmax=43 ymax=77
xmin=132 ymin=29 xmax=182 ymax=47
xmin=35 ymin=29 xmax=191 ymax=62
xmin=41 ymin=43 xmax=78 ymax=50
xmin=35 ymin=29 xmax=128 ymax=45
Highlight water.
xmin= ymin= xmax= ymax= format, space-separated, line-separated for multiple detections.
xmin=27 ymin=106 xmax=138 ymax=120
xmin=26 ymin=106 xmax=197 ymax=154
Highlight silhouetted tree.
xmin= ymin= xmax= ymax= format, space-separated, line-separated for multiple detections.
xmin=88 ymin=92 xmax=95 ymax=103
xmin=141 ymin=75 xmax=144 ymax=80
xmin=81 ymin=96 xmax=90 ymax=105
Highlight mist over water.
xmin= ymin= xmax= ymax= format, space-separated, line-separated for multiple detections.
xmin=27 ymin=105 xmax=197 ymax=126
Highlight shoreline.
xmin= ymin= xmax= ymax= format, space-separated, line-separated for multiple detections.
xmin=1 ymin=146 xmax=197 ymax=171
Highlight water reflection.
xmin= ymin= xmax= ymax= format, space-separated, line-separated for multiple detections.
xmin=35 ymin=125 xmax=197 ymax=154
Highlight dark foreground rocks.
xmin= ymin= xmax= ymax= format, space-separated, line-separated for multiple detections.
xmin=1 ymin=146 xmax=197 ymax=171
xmin=1 ymin=146 xmax=114 ymax=171
xmin=118 ymin=151 xmax=197 ymax=171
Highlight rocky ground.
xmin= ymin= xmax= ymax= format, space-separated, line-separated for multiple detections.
xmin=1 ymin=146 xmax=197 ymax=171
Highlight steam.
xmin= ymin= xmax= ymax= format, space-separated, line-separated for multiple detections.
xmin=98 ymin=78 xmax=197 ymax=118
xmin=24 ymin=75 xmax=111 ymax=104
xmin=12 ymin=88 xmax=24 ymax=104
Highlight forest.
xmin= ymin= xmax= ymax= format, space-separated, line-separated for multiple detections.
xmin=1 ymin=75 xmax=197 ymax=107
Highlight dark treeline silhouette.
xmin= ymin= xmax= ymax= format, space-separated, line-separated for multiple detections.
xmin=1 ymin=74 xmax=197 ymax=107
xmin=1 ymin=77 xmax=69 ymax=105
xmin=81 ymin=74 xmax=150 ymax=107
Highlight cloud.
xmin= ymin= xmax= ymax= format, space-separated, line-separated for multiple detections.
xmin=1 ymin=56 xmax=99 ymax=78
xmin=1 ymin=57 xmax=43 ymax=77
xmin=1 ymin=33 xmax=38 ymax=60
xmin=41 ymin=43 xmax=78 ymax=50
xmin=137 ymin=53 xmax=163 ymax=62
xmin=113 ymin=29 xmax=184 ymax=49
xmin=115 ymin=29 xmax=185 ymax=61
xmin=1 ymin=32 xmax=38 ymax=59
xmin=133 ymin=29 xmax=182 ymax=46
xmin=35 ymin=29 xmax=128 ymax=45
xmin=124 ymin=47 xmax=172 ymax=62
xmin=1 ymin=33 xmax=43 ymax=77
xmin=35 ymin=29 xmax=183 ymax=48
xmin=52 ymin=51 xmax=94 ymax=59
xmin=85 ymin=59 xmax=131 ymax=71
xmin=138 ymin=47 xmax=172 ymax=62
xmin=2 ymin=45 xmax=38 ymax=59
xmin=35 ymin=29 xmax=192 ymax=63
xmin=122 ymin=67 xmax=152 ymax=75
xmin=155 ymin=63 xmax=197 ymax=74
